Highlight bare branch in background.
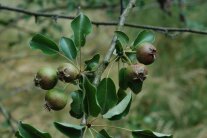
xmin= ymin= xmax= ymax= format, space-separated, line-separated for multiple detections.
xmin=0 ymin=4 xmax=207 ymax=35
xmin=0 ymin=104 xmax=16 ymax=134
xmin=120 ymin=0 xmax=124 ymax=15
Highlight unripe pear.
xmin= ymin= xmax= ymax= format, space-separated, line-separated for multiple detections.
xmin=34 ymin=67 xmax=58 ymax=90
xmin=45 ymin=89 xmax=68 ymax=111
xmin=125 ymin=63 xmax=148 ymax=94
xmin=57 ymin=63 xmax=79 ymax=83
xmin=136 ymin=43 xmax=156 ymax=65
xmin=126 ymin=63 xmax=148 ymax=82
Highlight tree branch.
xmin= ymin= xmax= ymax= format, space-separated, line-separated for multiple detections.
xmin=93 ymin=0 xmax=137 ymax=85
xmin=0 ymin=103 xmax=16 ymax=134
xmin=120 ymin=0 xmax=124 ymax=15
xmin=0 ymin=3 xmax=118 ymax=33
xmin=1 ymin=4 xmax=207 ymax=35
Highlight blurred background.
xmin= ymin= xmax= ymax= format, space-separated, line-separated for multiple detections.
xmin=0 ymin=0 xmax=207 ymax=138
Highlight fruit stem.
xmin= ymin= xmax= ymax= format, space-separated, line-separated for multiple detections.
xmin=63 ymin=84 xmax=70 ymax=91
xmin=89 ymin=128 xmax=95 ymax=138
xmin=89 ymin=117 xmax=98 ymax=124
xmin=106 ymin=56 xmax=118 ymax=78
xmin=92 ymin=124 xmax=131 ymax=132
xmin=90 ymin=128 xmax=99 ymax=135
xmin=82 ymin=127 xmax=88 ymax=138
xmin=123 ymin=53 xmax=132 ymax=65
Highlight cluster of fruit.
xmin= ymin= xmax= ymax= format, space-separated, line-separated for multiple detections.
xmin=120 ymin=43 xmax=157 ymax=94
xmin=34 ymin=63 xmax=80 ymax=111
xmin=33 ymin=42 xmax=156 ymax=111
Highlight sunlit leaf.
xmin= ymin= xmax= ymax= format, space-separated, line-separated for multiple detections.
xmin=132 ymin=130 xmax=173 ymax=138
xmin=132 ymin=30 xmax=155 ymax=49
xmin=71 ymin=13 xmax=92 ymax=48
xmin=115 ymin=31 xmax=129 ymax=46
xmin=60 ymin=37 xmax=77 ymax=60
xmin=29 ymin=34 xmax=59 ymax=55
xmin=103 ymin=92 xmax=132 ymax=120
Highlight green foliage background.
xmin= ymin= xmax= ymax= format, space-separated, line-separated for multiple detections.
xmin=0 ymin=0 xmax=207 ymax=138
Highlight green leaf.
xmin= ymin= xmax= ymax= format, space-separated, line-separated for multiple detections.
xmin=103 ymin=92 xmax=132 ymax=120
xmin=119 ymin=68 xmax=128 ymax=90
xmin=132 ymin=130 xmax=173 ymax=138
xmin=15 ymin=132 xmax=23 ymax=138
xmin=125 ymin=52 xmax=137 ymax=64
xmin=97 ymin=78 xmax=118 ymax=114
xmin=85 ymin=54 xmax=100 ymax=71
xmin=29 ymin=34 xmax=59 ymax=55
xmin=69 ymin=90 xmax=84 ymax=119
xmin=71 ymin=13 xmax=92 ymax=48
xmin=16 ymin=121 xmax=51 ymax=138
xmin=83 ymin=76 xmax=101 ymax=117
xmin=117 ymin=88 xmax=127 ymax=102
xmin=115 ymin=31 xmax=129 ymax=46
xmin=60 ymin=37 xmax=77 ymax=60
xmin=96 ymin=129 xmax=112 ymax=138
xmin=132 ymin=30 xmax=155 ymax=49
xmin=128 ymin=80 xmax=143 ymax=94
xmin=54 ymin=122 xmax=85 ymax=138
xmin=115 ymin=40 xmax=124 ymax=56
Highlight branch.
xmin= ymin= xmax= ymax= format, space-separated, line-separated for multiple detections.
xmin=0 ymin=4 xmax=74 ymax=20
xmin=120 ymin=0 xmax=124 ymax=15
xmin=93 ymin=0 xmax=137 ymax=85
xmin=122 ymin=24 xmax=207 ymax=35
xmin=0 ymin=103 xmax=16 ymax=134
xmin=1 ymin=4 xmax=207 ymax=35
xmin=0 ymin=3 xmax=118 ymax=33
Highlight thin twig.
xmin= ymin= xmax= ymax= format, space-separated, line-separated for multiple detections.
xmin=82 ymin=127 xmax=88 ymax=138
xmin=90 ymin=128 xmax=99 ymax=135
xmin=0 ymin=4 xmax=207 ymax=35
xmin=92 ymin=124 xmax=131 ymax=132
xmin=0 ymin=103 xmax=16 ymax=134
xmin=89 ymin=129 xmax=95 ymax=138
xmin=0 ymin=3 xmax=118 ymax=33
xmin=120 ymin=0 xmax=124 ymax=15
xmin=106 ymin=57 xmax=118 ymax=78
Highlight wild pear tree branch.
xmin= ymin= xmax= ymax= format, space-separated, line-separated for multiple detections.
xmin=93 ymin=0 xmax=137 ymax=85
xmin=0 ymin=3 xmax=118 ymax=34
xmin=0 ymin=103 xmax=16 ymax=134
xmin=120 ymin=0 xmax=124 ymax=15
xmin=1 ymin=4 xmax=207 ymax=35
